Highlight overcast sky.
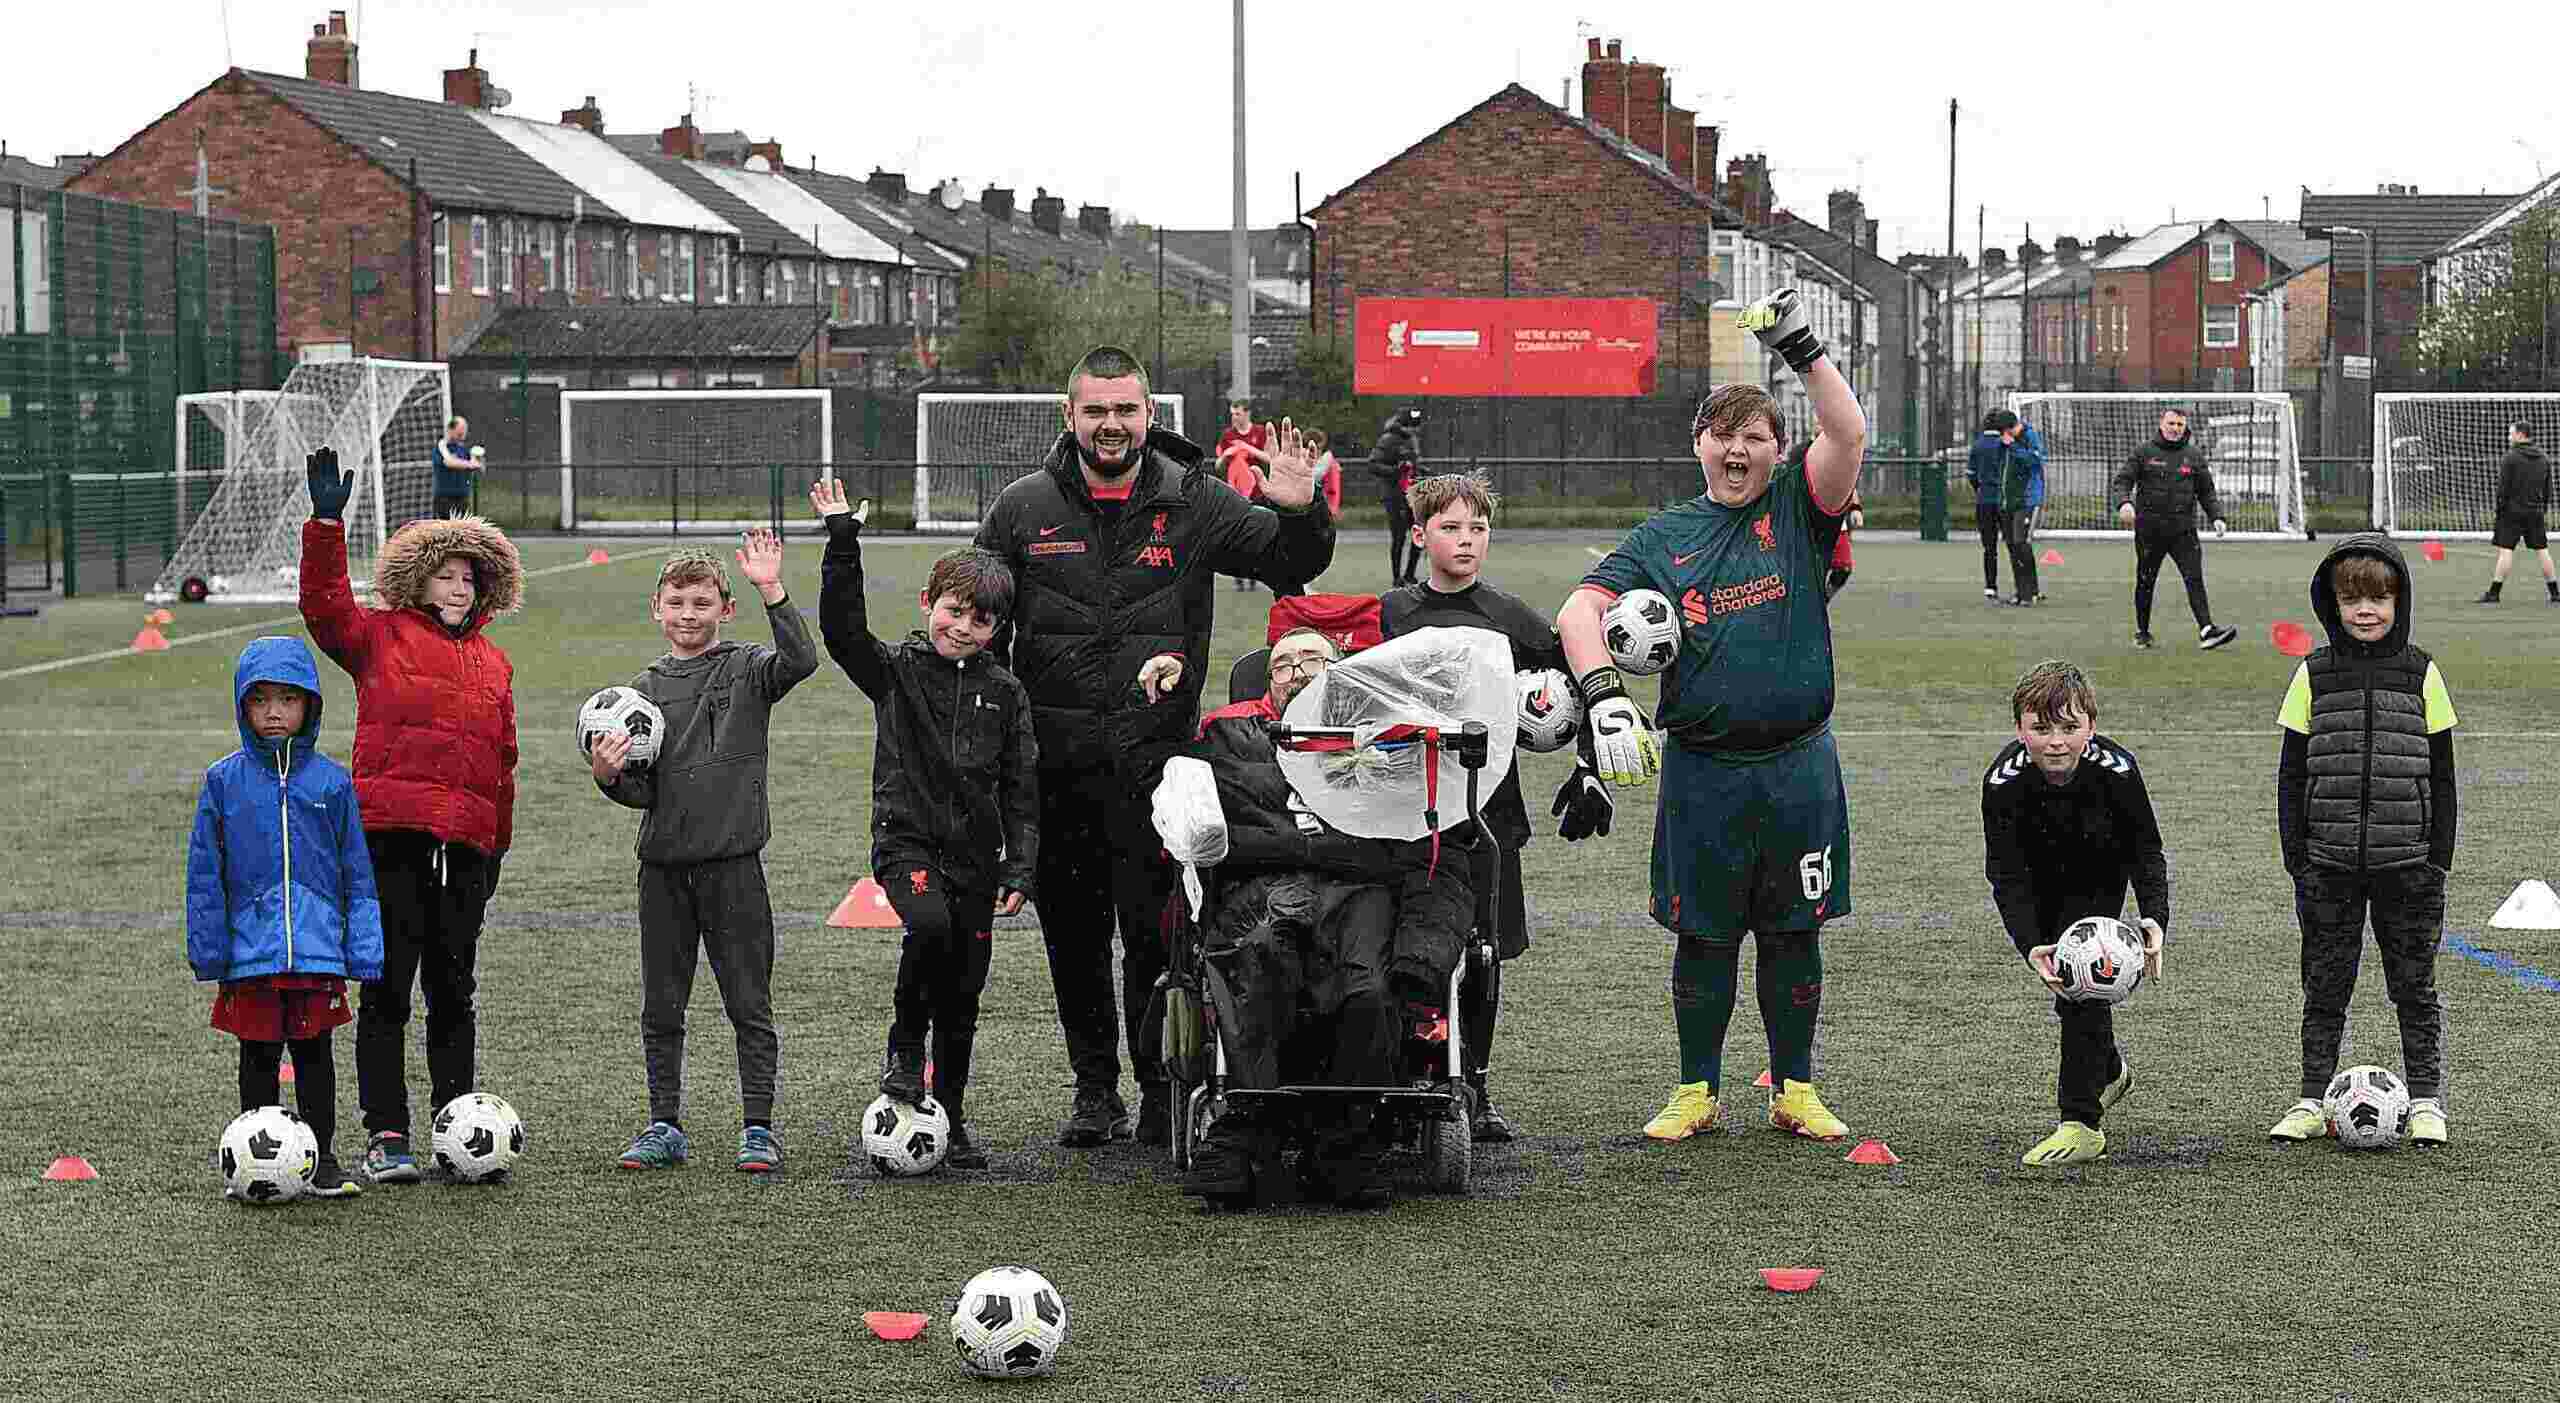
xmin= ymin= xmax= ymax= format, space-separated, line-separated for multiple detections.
xmin=8 ymin=0 xmax=2553 ymax=261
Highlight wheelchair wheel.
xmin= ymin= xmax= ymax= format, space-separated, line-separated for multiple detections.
xmin=1421 ymin=1090 xmax=1472 ymax=1194
xmin=1180 ymin=1088 xmax=1224 ymax=1172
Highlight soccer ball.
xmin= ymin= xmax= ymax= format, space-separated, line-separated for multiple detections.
xmin=951 ymin=1265 xmax=1070 ymax=1379
xmin=863 ymin=1093 xmax=951 ymax=1177
xmin=431 ymin=1091 xmax=526 ymax=1182
xmin=1516 ymin=668 xmax=1583 ymax=753
xmin=2324 ymin=1065 xmax=2410 ymax=1150
xmin=576 ymin=686 xmax=666 ymax=769
xmin=1601 ymin=589 xmax=1680 ymax=676
xmin=219 ymin=1105 xmax=316 ymax=1204
xmin=2052 ymin=916 xmax=2144 ymax=1005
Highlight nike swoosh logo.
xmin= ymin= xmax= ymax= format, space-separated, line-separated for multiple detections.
xmin=1037 ymin=525 xmax=1064 ymax=537
xmin=1671 ymin=551 xmax=1698 ymax=567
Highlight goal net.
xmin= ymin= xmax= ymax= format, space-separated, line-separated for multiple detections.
xmin=2373 ymin=394 xmax=2560 ymax=538
xmin=915 ymin=393 xmax=1185 ymax=532
xmin=558 ymin=389 xmax=831 ymax=532
xmin=2006 ymin=393 xmax=2307 ymax=539
xmin=150 ymin=360 xmax=450 ymax=604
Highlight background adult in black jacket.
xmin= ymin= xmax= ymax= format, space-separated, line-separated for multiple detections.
xmin=2478 ymin=421 xmax=2557 ymax=604
xmin=1368 ymin=408 xmax=1425 ymax=586
xmin=2109 ymin=406 xmax=2238 ymax=650
xmin=974 ymin=345 xmax=1336 ymax=1148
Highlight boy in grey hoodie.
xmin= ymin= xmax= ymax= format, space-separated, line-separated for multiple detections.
xmin=591 ymin=530 xmax=820 ymax=1172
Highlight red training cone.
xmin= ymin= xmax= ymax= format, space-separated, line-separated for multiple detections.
xmin=2420 ymin=540 xmax=2446 ymax=562
xmin=131 ymin=626 xmax=171 ymax=653
xmin=2271 ymin=620 xmax=2315 ymax=658
xmin=1845 ymin=1139 xmax=1901 ymax=1166
xmin=1758 ymin=1268 xmax=1824 ymax=1293
xmin=2038 ymin=547 xmax=2065 ymax=566
xmin=149 ymin=608 xmax=175 ymax=626
xmin=827 ymin=877 xmax=902 ymax=929
xmin=862 ymin=1311 xmax=930 ymax=1341
xmin=586 ymin=547 xmax=612 ymax=565
xmin=1752 ymin=1070 xmax=1773 ymax=1089
xmin=42 ymin=1156 xmax=98 ymax=1182
xmin=279 ymin=1060 xmax=295 ymax=1084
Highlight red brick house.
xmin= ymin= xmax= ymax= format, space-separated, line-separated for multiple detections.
xmin=2091 ymin=220 xmax=2326 ymax=391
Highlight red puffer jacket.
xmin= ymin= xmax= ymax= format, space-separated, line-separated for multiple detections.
xmin=300 ymin=518 xmax=521 ymax=855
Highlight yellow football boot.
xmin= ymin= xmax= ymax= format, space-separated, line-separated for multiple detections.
xmin=2022 ymin=1120 xmax=2107 ymax=1166
xmin=2408 ymin=1099 xmax=2448 ymax=1146
xmin=1642 ymin=1082 xmax=1719 ymax=1141
xmin=2268 ymin=1100 xmax=2329 ymax=1142
xmin=1768 ymin=1079 xmax=1849 ymax=1141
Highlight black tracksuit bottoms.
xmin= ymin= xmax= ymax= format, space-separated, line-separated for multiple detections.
xmin=637 ymin=852 xmax=780 ymax=1126
xmin=1035 ymin=770 xmax=1172 ymax=1098
xmin=880 ymin=867 xmax=997 ymax=1122
xmin=1975 ymin=505 xmax=2008 ymax=593
xmin=2293 ymin=862 xmax=2447 ymax=1102
xmin=1383 ymin=491 xmax=1418 ymax=584
xmin=2133 ymin=527 xmax=2212 ymax=633
xmin=2009 ymin=895 xmax=2126 ymax=1127
xmin=358 ymin=831 xmax=492 ymax=1137
xmin=239 ymin=1037 xmax=339 ymax=1155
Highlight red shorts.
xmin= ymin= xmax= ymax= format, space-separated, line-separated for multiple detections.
xmin=211 ymin=974 xmax=352 ymax=1043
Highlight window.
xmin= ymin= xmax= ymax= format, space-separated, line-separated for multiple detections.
xmin=707 ymin=239 xmax=727 ymax=303
xmin=780 ymin=261 xmax=797 ymax=303
xmin=678 ymin=236 xmax=696 ymax=303
xmin=858 ymin=268 xmax=883 ymax=324
xmin=658 ymin=233 xmax=676 ymax=300
xmin=1710 ymin=231 xmax=1738 ymax=302
xmin=432 ymin=215 xmax=450 ymax=293
xmin=2207 ymin=236 xmax=2235 ymax=283
xmin=499 ymin=220 xmax=515 ymax=293
xmin=468 ymin=216 xmax=490 ymax=294
xmin=539 ymin=224 xmax=557 ymax=292
xmin=622 ymin=232 xmax=639 ymax=298
xmin=562 ymin=226 xmax=578 ymax=293
xmin=2204 ymin=303 xmax=2240 ymax=348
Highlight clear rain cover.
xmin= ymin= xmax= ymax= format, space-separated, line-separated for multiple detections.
xmin=1275 ymin=626 xmax=1517 ymax=840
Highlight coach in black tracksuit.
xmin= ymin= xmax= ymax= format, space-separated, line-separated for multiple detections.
xmin=976 ymin=358 xmax=1335 ymax=1149
xmin=2112 ymin=409 xmax=2237 ymax=650
xmin=1368 ymin=408 xmax=1425 ymax=586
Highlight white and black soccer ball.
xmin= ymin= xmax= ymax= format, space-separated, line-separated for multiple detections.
xmin=2323 ymin=1065 xmax=2410 ymax=1150
xmin=2052 ymin=916 xmax=2144 ymax=1005
xmin=1601 ymin=589 xmax=1680 ymax=676
xmin=951 ymin=1265 xmax=1070 ymax=1379
xmin=576 ymin=686 xmax=666 ymax=769
xmin=219 ymin=1105 xmax=316 ymax=1205
xmin=863 ymin=1093 xmax=951 ymax=1178
xmin=431 ymin=1091 xmax=526 ymax=1182
xmin=1516 ymin=668 xmax=1584 ymax=753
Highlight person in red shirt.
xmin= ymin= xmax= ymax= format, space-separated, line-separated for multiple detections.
xmin=1218 ymin=401 xmax=1276 ymax=590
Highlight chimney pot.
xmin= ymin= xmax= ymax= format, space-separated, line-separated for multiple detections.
xmin=982 ymin=186 xmax=1015 ymax=222
xmin=1587 ymin=36 xmax=1601 ymax=60
xmin=1078 ymin=204 xmax=1113 ymax=239
xmin=307 ymin=10 xmax=359 ymax=86
xmin=1030 ymin=193 xmax=1067 ymax=236
xmin=1606 ymin=39 xmax=1621 ymax=60
xmin=867 ymin=169 xmax=908 ymax=202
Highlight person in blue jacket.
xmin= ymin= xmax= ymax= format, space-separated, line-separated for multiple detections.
xmin=1965 ymin=410 xmax=2047 ymax=605
xmin=188 ymin=635 xmax=385 ymax=1198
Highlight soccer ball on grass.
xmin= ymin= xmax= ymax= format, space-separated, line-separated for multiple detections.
xmin=2052 ymin=916 xmax=2144 ymax=1005
xmin=1515 ymin=668 xmax=1583 ymax=753
xmin=2324 ymin=1065 xmax=2410 ymax=1150
xmin=576 ymin=687 xmax=666 ymax=769
xmin=432 ymin=1091 xmax=526 ymax=1182
xmin=863 ymin=1093 xmax=951 ymax=1177
xmin=951 ymin=1265 xmax=1070 ymax=1378
xmin=219 ymin=1105 xmax=317 ymax=1204
xmin=1601 ymin=589 xmax=1680 ymax=676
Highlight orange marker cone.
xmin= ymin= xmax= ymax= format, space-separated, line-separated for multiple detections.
xmin=149 ymin=609 xmax=175 ymax=625
xmin=862 ymin=1311 xmax=930 ymax=1341
xmin=828 ymin=877 xmax=902 ymax=929
xmin=2271 ymin=620 xmax=2314 ymax=658
xmin=1845 ymin=1139 xmax=1900 ymax=1165
xmin=131 ymin=625 xmax=171 ymax=652
xmin=587 ymin=547 xmax=612 ymax=565
xmin=1758 ymin=1268 xmax=1823 ymax=1293
xmin=42 ymin=1156 xmax=98 ymax=1182
xmin=1752 ymin=1070 xmax=1773 ymax=1089
xmin=2420 ymin=540 xmax=2446 ymax=562
xmin=2038 ymin=547 xmax=2064 ymax=566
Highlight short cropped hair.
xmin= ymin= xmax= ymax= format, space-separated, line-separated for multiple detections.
xmin=925 ymin=548 xmax=1015 ymax=621
xmin=2330 ymin=553 xmax=2396 ymax=604
xmin=1228 ymin=397 xmax=1251 ymax=410
xmin=1408 ymin=472 xmax=1498 ymax=525
xmin=2160 ymin=406 xmax=2190 ymax=422
xmin=655 ymin=550 xmax=730 ymax=599
xmin=2011 ymin=659 xmax=2098 ymax=726
xmin=1271 ymin=626 xmax=1342 ymax=658
xmin=1065 ymin=344 xmax=1150 ymax=403
xmin=1303 ymin=428 xmax=1329 ymax=453
xmin=1692 ymin=383 xmax=1785 ymax=444
xmin=1983 ymin=409 xmax=2018 ymax=433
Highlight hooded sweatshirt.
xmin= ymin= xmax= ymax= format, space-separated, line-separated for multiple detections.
xmin=187 ymin=636 xmax=386 ymax=984
xmin=2496 ymin=441 xmax=2551 ymax=515
xmin=2275 ymin=534 xmax=2457 ymax=873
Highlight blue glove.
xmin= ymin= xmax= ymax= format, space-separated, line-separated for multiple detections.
xmin=306 ymin=448 xmax=353 ymax=521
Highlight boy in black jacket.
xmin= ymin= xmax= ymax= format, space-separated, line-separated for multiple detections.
xmin=1381 ymin=472 xmax=1613 ymax=1141
xmin=2271 ymin=534 xmax=2456 ymax=1147
xmin=814 ymin=481 xmax=1037 ymax=1171
xmin=591 ymin=530 xmax=820 ymax=1173
xmin=2477 ymin=420 xmax=2556 ymax=604
xmin=1981 ymin=660 xmax=2167 ymax=1167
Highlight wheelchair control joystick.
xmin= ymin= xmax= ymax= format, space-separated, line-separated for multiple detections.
xmin=1453 ymin=720 xmax=1489 ymax=772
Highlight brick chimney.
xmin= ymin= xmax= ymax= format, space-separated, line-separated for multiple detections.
xmin=306 ymin=11 xmax=357 ymax=87
xmin=867 ymin=169 xmax=907 ymax=202
xmin=744 ymin=139 xmax=783 ymax=169
xmin=1723 ymin=154 xmax=1774 ymax=227
xmin=560 ymin=96 xmax=603 ymax=135
xmin=1983 ymin=247 xmax=2009 ymax=275
xmin=442 ymin=49 xmax=491 ymax=108
xmin=2018 ymin=239 xmax=2045 ymax=270
xmin=1695 ymin=125 xmax=1720 ymax=195
xmin=1863 ymin=217 xmax=1879 ymax=251
xmin=2094 ymin=231 xmax=2132 ymax=260
xmin=1077 ymin=204 xmax=1112 ymax=239
xmin=2054 ymin=234 xmax=2084 ymax=264
xmin=1665 ymin=100 xmax=1696 ymax=184
xmin=1625 ymin=61 xmax=1667 ymax=159
xmin=659 ymin=115 xmax=703 ymax=161
xmin=1030 ymin=188 xmax=1065 ymax=236
xmin=1581 ymin=38 xmax=1625 ymax=142
xmin=1827 ymin=190 xmax=1864 ymax=242
xmin=981 ymin=186 xmax=1015 ymax=222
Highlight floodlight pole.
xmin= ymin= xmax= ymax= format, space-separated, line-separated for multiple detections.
xmin=1230 ymin=0 xmax=1251 ymax=400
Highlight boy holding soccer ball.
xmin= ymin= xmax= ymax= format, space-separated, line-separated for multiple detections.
xmin=2270 ymin=535 xmax=2457 ymax=1147
xmin=592 ymin=532 xmax=820 ymax=1173
xmin=813 ymin=480 xmax=1036 ymax=1172
xmin=1979 ymin=660 xmax=2167 ymax=1167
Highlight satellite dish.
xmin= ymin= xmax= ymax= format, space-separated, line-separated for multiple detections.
xmin=487 ymin=86 xmax=513 ymax=110
xmin=744 ymin=155 xmax=772 ymax=172
xmin=938 ymin=180 xmax=964 ymax=212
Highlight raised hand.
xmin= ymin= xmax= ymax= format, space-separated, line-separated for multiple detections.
xmin=1260 ymin=418 xmax=1316 ymax=509
xmin=1738 ymin=288 xmax=1825 ymax=373
xmin=735 ymin=527 xmax=785 ymax=597
xmin=809 ymin=478 xmax=870 ymax=524
xmin=305 ymin=447 xmax=353 ymax=522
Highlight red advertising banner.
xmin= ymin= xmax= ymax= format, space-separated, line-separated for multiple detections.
xmin=1353 ymin=297 xmax=1658 ymax=397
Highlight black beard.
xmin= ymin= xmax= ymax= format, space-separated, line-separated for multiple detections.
xmin=1076 ymin=433 xmax=1138 ymax=477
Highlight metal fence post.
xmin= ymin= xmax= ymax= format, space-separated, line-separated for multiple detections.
xmin=59 ymin=473 xmax=77 ymax=598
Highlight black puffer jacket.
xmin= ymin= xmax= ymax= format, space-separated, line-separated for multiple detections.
xmin=1367 ymin=414 xmax=1422 ymax=497
xmin=976 ymin=427 xmax=1335 ymax=787
xmin=2498 ymin=443 xmax=2551 ymax=514
xmin=2111 ymin=434 xmax=2225 ymax=529
xmin=2279 ymin=534 xmax=2454 ymax=873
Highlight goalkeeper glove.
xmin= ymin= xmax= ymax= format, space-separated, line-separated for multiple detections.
xmin=306 ymin=447 xmax=353 ymax=522
xmin=1576 ymin=665 xmax=1660 ymax=789
xmin=1551 ymin=762 xmax=1614 ymax=840
xmin=1738 ymin=288 xmax=1827 ymax=374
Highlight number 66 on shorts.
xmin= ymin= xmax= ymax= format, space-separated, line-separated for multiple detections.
xmin=1650 ymin=732 xmax=1852 ymax=941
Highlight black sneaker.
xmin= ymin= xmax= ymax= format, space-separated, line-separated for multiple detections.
xmin=2132 ymin=632 xmax=2156 ymax=649
xmin=944 ymin=1122 xmax=989 ymax=1171
xmin=2199 ymin=624 xmax=2238 ymax=651
xmin=1058 ymin=1088 xmax=1120 ymax=1148
xmin=2477 ymin=589 xmax=2501 ymax=604
xmin=307 ymin=1154 xmax=363 ymax=1199
xmin=1178 ymin=1139 xmax=1254 ymax=1202
xmin=1135 ymin=1086 xmax=1172 ymax=1147
xmin=879 ymin=1047 xmax=927 ymax=1107
xmin=2009 ymin=595 xmax=2035 ymax=608
xmin=1469 ymin=1085 xmax=1518 ymax=1144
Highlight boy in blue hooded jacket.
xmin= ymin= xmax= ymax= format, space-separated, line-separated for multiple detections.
xmin=188 ymin=636 xmax=386 ymax=1197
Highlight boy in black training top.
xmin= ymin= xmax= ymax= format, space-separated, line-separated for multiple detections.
xmin=814 ymin=481 xmax=1037 ymax=1171
xmin=1981 ymin=660 xmax=2167 ymax=1167
xmin=1381 ymin=472 xmax=1614 ymax=1142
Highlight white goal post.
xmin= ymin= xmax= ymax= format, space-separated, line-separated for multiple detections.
xmin=2372 ymin=393 xmax=2560 ymax=539
xmin=2006 ymin=392 xmax=2309 ymax=539
xmin=915 ymin=393 xmax=1185 ymax=533
xmin=557 ymin=388 xmax=831 ymax=532
xmin=150 ymin=360 xmax=451 ymax=604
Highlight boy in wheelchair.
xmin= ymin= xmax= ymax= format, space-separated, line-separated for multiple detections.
xmin=1164 ymin=626 xmax=1484 ymax=1209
